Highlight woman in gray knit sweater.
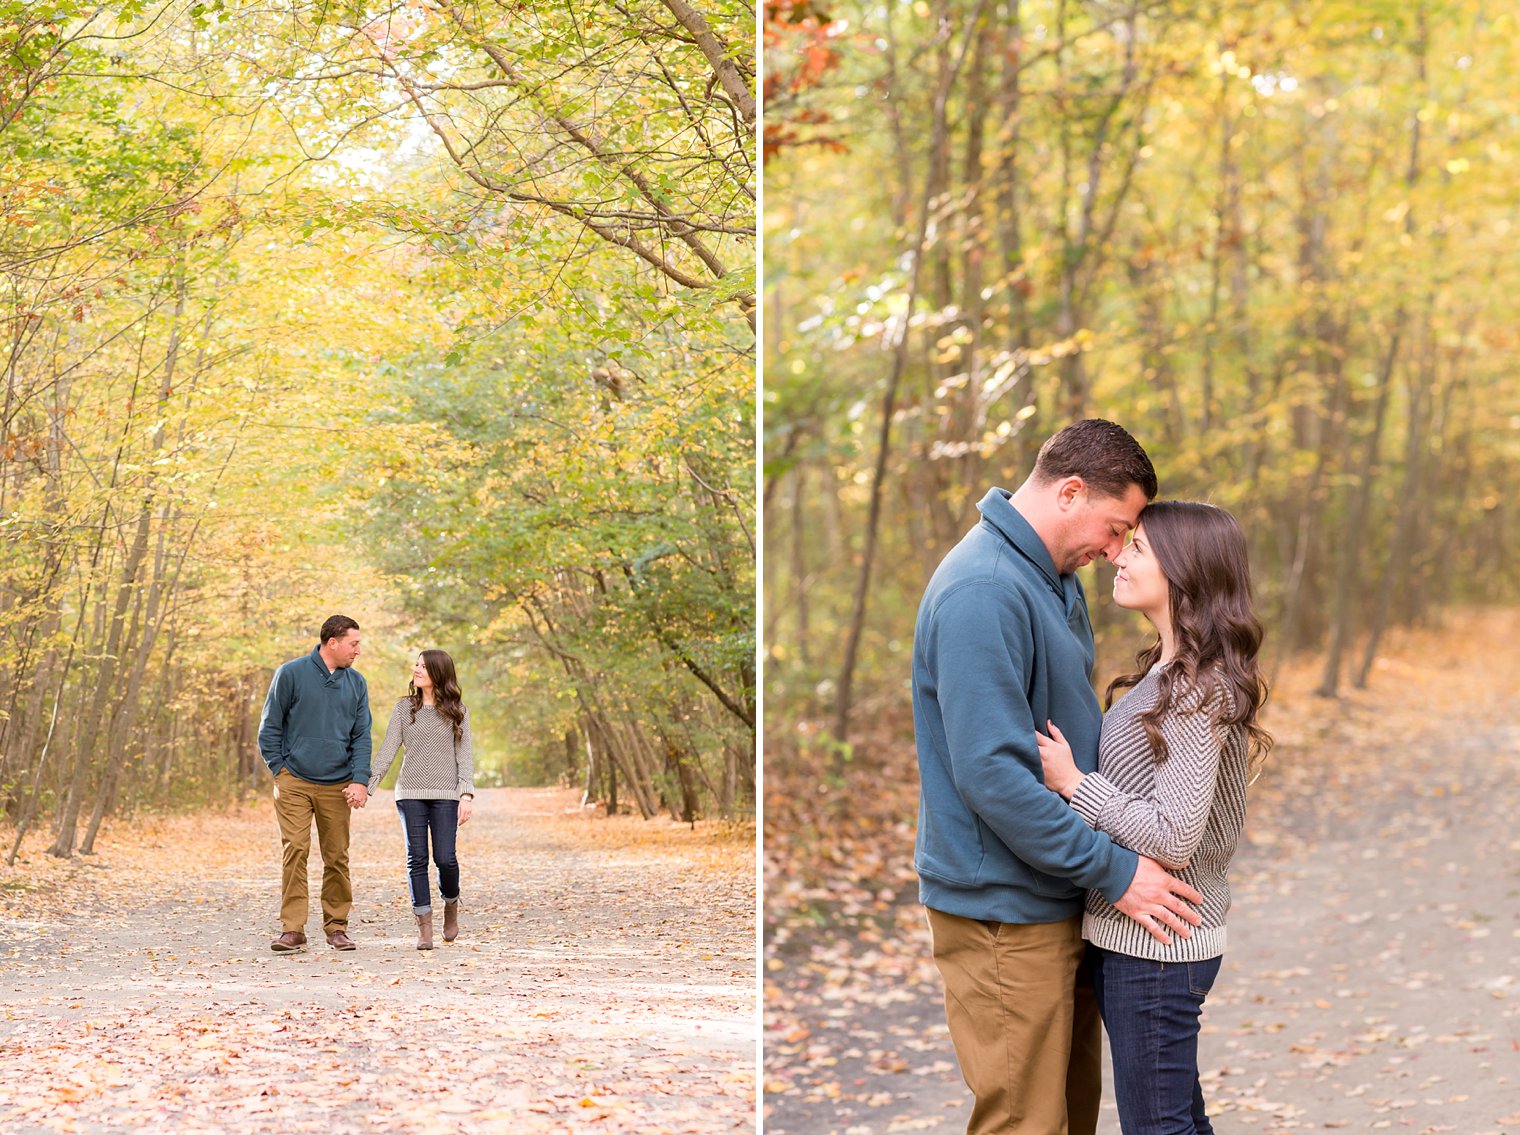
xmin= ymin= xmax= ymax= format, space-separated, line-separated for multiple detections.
xmin=1037 ymin=501 xmax=1271 ymax=1135
xmin=369 ymin=649 xmax=475 ymax=950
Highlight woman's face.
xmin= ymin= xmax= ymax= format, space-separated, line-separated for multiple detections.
xmin=1112 ymin=522 xmax=1170 ymax=619
xmin=412 ymin=655 xmax=433 ymax=690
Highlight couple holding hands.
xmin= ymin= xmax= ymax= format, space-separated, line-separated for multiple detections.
xmin=257 ymin=615 xmax=475 ymax=954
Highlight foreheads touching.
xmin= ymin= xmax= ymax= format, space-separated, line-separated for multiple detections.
xmin=1020 ymin=419 xmax=1157 ymax=572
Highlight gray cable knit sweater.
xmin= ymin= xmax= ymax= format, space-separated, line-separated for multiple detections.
xmin=367 ymin=698 xmax=475 ymax=801
xmin=1070 ymin=666 xmax=1249 ymax=961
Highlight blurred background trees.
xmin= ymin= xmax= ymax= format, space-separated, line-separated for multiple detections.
xmin=0 ymin=0 xmax=755 ymax=857
xmin=763 ymin=0 xmax=1520 ymax=762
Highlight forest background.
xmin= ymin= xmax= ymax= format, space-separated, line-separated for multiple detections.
xmin=0 ymin=0 xmax=757 ymax=861
xmin=764 ymin=0 xmax=1520 ymax=774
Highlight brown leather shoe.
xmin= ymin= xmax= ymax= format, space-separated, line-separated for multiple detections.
xmin=271 ymin=930 xmax=307 ymax=953
xmin=325 ymin=929 xmax=356 ymax=951
xmin=416 ymin=912 xmax=434 ymax=951
xmin=442 ymin=900 xmax=459 ymax=943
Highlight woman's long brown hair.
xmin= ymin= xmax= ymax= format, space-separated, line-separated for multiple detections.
xmin=409 ymin=649 xmax=466 ymax=743
xmin=1104 ymin=501 xmax=1273 ymax=773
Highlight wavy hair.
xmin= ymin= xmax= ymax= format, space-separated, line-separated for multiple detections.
xmin=409 ymin=649 xmax=466 ymax=743
xmin=1104 ymin=501 xmax=1273 ymax=774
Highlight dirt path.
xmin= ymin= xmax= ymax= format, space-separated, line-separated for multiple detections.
xmin=764 ymin=616 xmax=1520 ymax=1134
xmin=0 ymin=787 xmax=755 ymax=1134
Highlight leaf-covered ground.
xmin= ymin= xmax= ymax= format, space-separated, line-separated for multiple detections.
xmin=765 ymin=608 xmax=1520 ymax=1134
xmin=0 ymin=787 xmax=755 ymax=1133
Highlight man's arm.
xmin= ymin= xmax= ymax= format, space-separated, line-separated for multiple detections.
xmin=256 ymin=667 xmax=291 ymax=775
xmin=344 ymin=681 xmax=372 ymax=809
xmin=932 ymin=584 xmax=1136 ymax=897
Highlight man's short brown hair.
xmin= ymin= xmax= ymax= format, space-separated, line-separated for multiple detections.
xmin=1032 ymin=419 xmax=1157 ymax=501
xmin=319 ymin=615 xmax=360 ymax=645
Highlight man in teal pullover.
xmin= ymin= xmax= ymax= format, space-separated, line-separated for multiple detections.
xmin=914 ymin=420 xmax=1204 ymax=1134
xmin=259 ymin=614 xmax=372 ymax=953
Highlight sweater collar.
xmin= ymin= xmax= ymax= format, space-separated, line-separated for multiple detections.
xmin=976 ymin=486 xmax=1066 ymax=593
xmin=308 ymin=645 xmax=342 ymax=685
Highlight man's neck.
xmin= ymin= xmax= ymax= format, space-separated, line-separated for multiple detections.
xmin=1006 ymin=482 xmax=1063 ymax=570
xmin=317 ymin=647 xmax=342 ymax=672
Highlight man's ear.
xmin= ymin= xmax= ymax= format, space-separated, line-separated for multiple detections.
xmin=1055 ymin=476 xmax=1086 ymax=510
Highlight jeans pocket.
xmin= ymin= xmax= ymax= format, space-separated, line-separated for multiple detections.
xmin=1187 ymin=955 xmax=1223 ymax=997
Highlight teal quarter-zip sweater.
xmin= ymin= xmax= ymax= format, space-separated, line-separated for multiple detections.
xmin=913 ymin=487 xmax=1139 ymax=923
xmin=258 ymin=646 xmax=372 ymax=785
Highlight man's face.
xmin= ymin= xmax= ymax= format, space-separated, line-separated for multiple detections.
xmin=327 ymin=629 xmax=362 ymax=669
xmin=1051 ymin=481 xmax=1148 ymax=574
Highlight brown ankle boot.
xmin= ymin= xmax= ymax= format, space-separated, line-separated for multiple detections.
xmin=442 ymin=900 xmax=459 ymax=943
xmin=416 ymin=912 xmax=434 ymax=951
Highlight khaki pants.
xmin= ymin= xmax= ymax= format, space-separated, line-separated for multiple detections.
xmin=927 ymin=909 xmax=1102 ymax=1135
xmin=272 ymin=770 xmax=353 ymax=934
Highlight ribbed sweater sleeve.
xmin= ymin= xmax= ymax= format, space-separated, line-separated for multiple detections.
xmin=367 ymin=700 xmax=406 ymax=792
xmin=456 ymin=709 xmax=475 ymax=797
xmin=1070 ymin=682 xmax=1228 ymax=868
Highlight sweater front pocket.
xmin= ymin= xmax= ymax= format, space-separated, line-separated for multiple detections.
xmin=286 ymin=738 xmax=350 ymax=781
xmin=973 ymin=835 xmax=1081 ymax=900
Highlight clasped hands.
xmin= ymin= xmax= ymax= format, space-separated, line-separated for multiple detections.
xmin=344 ymin=785 xmax=471 ymax=822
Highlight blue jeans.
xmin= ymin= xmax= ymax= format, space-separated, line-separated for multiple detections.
xmin=1092 ymin=947 xmax=1223 ymax=1135
xmin=395 ymin=799 xmax=460 ymax=915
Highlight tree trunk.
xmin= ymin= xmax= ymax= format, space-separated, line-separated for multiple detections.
xmin=1316 ymin=26 xmax=1425 ymax=697
xmin=833 ymin=3 xmax=988 ymax=745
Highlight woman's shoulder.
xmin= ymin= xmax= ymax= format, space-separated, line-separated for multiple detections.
xmin=1162 ymin=662 xmax=1235 ymax=717
xmin=1109 ymin=665 xmax=1164 ymax=709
